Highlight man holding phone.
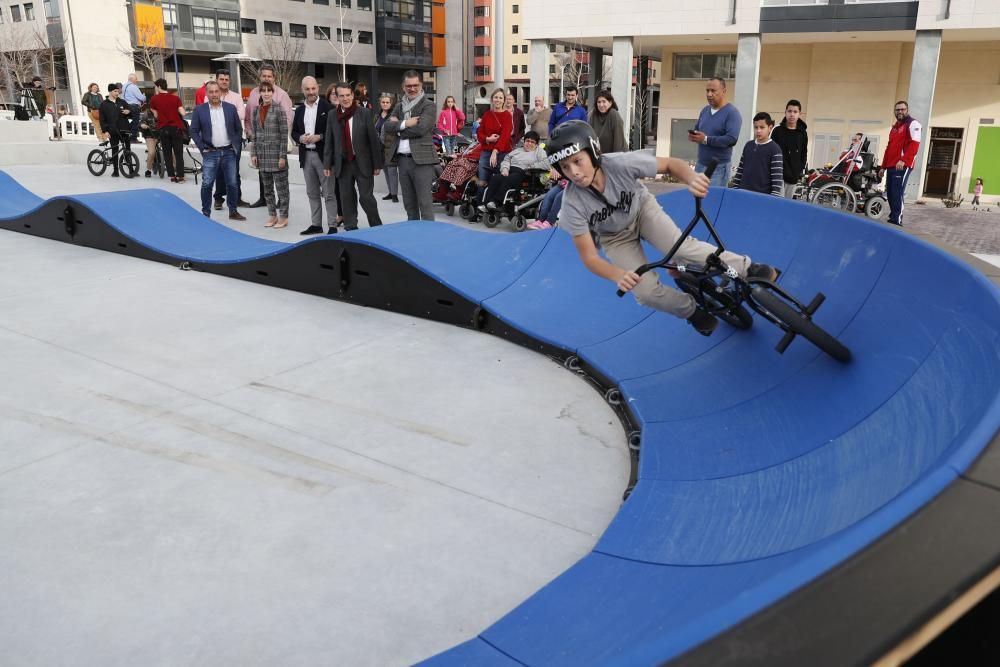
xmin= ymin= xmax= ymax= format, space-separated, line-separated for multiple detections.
xmin=688 ymin=77 xmax=741 ymax=187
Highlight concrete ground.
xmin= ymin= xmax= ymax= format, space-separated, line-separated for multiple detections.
xmin=0 ymin=165 xmax=627 ymax=665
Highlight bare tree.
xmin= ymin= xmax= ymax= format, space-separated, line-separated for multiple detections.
xmin=553 ymin=43 xmax=611 ymax=102
xmin=323 ymin=4 xmax=358 ymax=82
xmin=115 ymin=11 xmax=170 ymax=80
xmin=0 ymin=24 xmax=40 ymax=104
xmin=244 ymin=32 xmax=305 ymax=93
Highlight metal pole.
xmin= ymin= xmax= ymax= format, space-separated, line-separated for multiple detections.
xmin=167 ymin=0 xmax=180 ymax=91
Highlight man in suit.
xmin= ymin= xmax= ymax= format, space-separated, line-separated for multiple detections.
xmin=383 ymin=70 xmax=438 ymax=220
xmin=323 ymin=82 xmax=383 ymax=231
xmin=189 ymin=81 xmax=246 ymax=221
xmin=292 ymin=76 xmax=335 ymax=235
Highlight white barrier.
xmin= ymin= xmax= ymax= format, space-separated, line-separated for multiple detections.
xmin=58 ymin=114 xmax=99 ymax=141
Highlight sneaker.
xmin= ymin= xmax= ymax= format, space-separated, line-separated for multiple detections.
xmin=214 ymin=199 xmax=224 ymax=211
xmin=486 ymin=201 xmax=498 ymax=212
xmin=229 ymin=211 xmax=247 ymax=221
xmin=687 ymin=308 xmax=718 ymax=337
xmin=144 ymin=170 xmax=151 ymax=178
xmin=746 ymin=263 xmax=779 ymax=282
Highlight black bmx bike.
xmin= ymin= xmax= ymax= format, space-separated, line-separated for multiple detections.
xmin=86 ymin=131 xmax=140 ymax=178
xmin=616 ymin=161 xmax=851 ymax=363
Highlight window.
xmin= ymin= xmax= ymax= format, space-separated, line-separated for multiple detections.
xmin=192 ymin=15 xmax=216 ymax=38
xmin=0 ymin=7 xmax=5 ymax=22
xmin=336 ymin=0 xmax=351 ymax=6
xmin=474 ymin=5 xmax=489 ymax=16
xmin=358 ymin=0 xmax=372 ymax=9
xmin=291 ymin=0 xmax=304 ymax=2
xmin=422 ymin=0 xmax=431 ymax=24
xmin=512 ymin=3 xmax=518 ymax=12
xmin=218 ymin=17 xmax=238 ymax=39
xmin=511 ymin=65 xmax=517 ymax=74
xmin=761 ymin=0 xmax=827 ymax=5
xmin=473 ymin=25 xmax=488 ymax=37
xmin=290 ymin=23 xmax=306 ymax=38
xmin=521 ymin=64 xmax=527 ymax=74
xmin=520 ymin=44 xmax=527 ymax=54
xmin=511 ymin=24 xmax=518 ymax=34
xmin=24 ymin=2 xmax=33 ymax=20
xmin=511 ymin=45 xmax=517 ymax=54
xmin=387 ymin=35 xmax=400 ymax=51
xmin=474 ymin=66 xmax=490 ymax=77
xmin=264 ymin=20 xmax=282 ymax=36
xmin=474 ymin=45 xmax=489 ymax=57
xmin=164 ymin=5 xmax=177 ymax=28
xmin=240 ymin=18 xmax=256 ymax=33
xmin=165 ymin=55 xmax=184 ymax=73
xmin=549 ymin=64 xmax=555 ymax=74
xmin=401 ymin=32 xmax=415 ymax=54
xmin=11 ymin=4 xmax=21 ymax=21
xmin=358 ymin=30 xmax=373 ymax=44
xmin=44 ymin=0 xmax=58 ymax=19
xmin=672 ymin=53 xmax=737 ymax=80
xmin=337 ymin=27 xmax=352 ymax=41
xmin=548 ymin=43 xmax=555 ymax=52
xmin=315 ymin=25 xmax=330 ymax=40
xmin=315 ymin=0 xmax=329 ymax=4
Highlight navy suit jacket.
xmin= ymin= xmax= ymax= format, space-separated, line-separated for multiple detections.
xmin=190 ymin=101 xmax=243 ymax=154
xmin=291 ymin=98 xmax=333 ymax=168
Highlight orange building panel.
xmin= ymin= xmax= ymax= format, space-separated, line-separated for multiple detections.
xmin=432 ymin=36 xmax=446 ymax=67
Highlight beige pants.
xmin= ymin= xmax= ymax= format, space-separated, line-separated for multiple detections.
xmin=145 ymin=137 xmax=157 ymax=171
xmin=601 ymin=190 xmax=751 ymax=319
xmin=89 ymin=109 xmax=106 ymax=140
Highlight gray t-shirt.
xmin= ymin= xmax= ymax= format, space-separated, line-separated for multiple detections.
xmin=560 ymin=151 xmax=658 ymax=237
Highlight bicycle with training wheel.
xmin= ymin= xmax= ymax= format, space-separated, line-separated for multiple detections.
xmin=86 ymin=131 xmax=140 ymax=178
xmin=616 ymin=160 xmax=851 ymax=363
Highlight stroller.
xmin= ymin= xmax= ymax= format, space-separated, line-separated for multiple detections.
xmin=432 ymin=141 xmax=483 ymax=217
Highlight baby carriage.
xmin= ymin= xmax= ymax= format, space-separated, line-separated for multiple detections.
xmin=799 ymin=134 xmax=889 ymax=222
xmin=432 ymin=141 xmax=483 ymax=217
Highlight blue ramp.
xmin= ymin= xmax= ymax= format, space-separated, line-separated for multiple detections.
xmin=0 ymin=171 xmax=998 ymax=665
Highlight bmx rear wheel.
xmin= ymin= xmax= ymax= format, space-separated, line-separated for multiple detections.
xmin=119 ymin=151 xmax=140 ymax=179
xmin=751 ymin=287 xmax=851 ymax=362
xmin=87 ymin=149 xmax=107 ymax=177
xmin=675 ymin=273 xmax=753 ymax=330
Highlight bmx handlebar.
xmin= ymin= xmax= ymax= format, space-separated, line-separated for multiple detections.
xmin=615 ymin=159 xmax=719 ymax=297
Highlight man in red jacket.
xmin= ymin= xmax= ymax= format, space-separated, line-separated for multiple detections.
xmin=880 ymin=100 xmax=921 ymax=226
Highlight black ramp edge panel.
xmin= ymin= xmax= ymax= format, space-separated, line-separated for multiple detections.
xmin=669 ymin=475 xmax=1000 ymax=667
xmin=5 ymin=199 xmax=482 ymax=330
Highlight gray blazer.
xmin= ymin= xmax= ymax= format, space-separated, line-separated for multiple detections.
xmin=251 ymin=104 xmax=288 ymax=172
xmin=323 ymin=105 xmax=384 ymax=177
xmin=382 ymin=96 xmax=437 ymax=166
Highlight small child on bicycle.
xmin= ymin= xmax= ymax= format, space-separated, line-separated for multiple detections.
xmin=545 ymin=120 xmax=778 ymax=336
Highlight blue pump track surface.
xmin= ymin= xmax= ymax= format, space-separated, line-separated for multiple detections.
xmin=1 ymin=170 xmax=999 ymax=665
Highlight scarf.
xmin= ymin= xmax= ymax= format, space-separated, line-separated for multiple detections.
xmin=401 ymin=91 xmax=424 ymax=119
xmin=338 ymin=102 xmax=357 ymax=162
xmin=259 ymin=102 xmax=270 ymax=124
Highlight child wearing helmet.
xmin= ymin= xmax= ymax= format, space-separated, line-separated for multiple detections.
xmin=546 ymin=120 xmax=777 ymax=336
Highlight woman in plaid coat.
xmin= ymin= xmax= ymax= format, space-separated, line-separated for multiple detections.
xmin=250 ymin=82 xmax=290 ymax=228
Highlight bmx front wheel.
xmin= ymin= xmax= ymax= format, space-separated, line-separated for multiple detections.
xmin=675 ymin=273 xmax=753 ymax=330
xmin=119 ymin=151 xmax=140 ymax=178
xmin=87 ymin=149 xmax=107 ymax=177
xmin=751 ymin=287 xmax=851 ymax=363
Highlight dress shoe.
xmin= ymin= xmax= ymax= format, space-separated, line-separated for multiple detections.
xmin=382 ymin=194 xmax=394 ymax=200
xmin=391 ymin=196 xmax=399 ymax=203
xmin=247 ymin=199 xmax=266 ymax=208
xmin=111 ymin=172 xmax=120 ymax=178
xmin=300 ymin=225 xmax=324 ymax=235
xmin=229 ymin=211 xmax=247 ymax=221
xmin=237 ymin=199 xmax=252 ymax=207
xmin=214 ymin=199 xmax=224 ymax=210
xmin=202 ymin=210 xmax=210 ymax=217
xmin=326 ymin=228 xmax=338 ymax=234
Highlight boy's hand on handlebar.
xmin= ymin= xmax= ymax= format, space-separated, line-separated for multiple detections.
xmin=688 ymin=172 xmax=710 ymax=199
xmin=616 ymin=270 xmax=641 ymax=293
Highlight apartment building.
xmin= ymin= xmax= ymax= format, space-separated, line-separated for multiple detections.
xmin=524 ymin=0 xmax=1000 ymax=199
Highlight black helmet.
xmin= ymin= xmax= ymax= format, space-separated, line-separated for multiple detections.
xmin=546 ymin=120 xmax=601 ymax=177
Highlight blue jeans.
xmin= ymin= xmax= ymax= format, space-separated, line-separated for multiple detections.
xmin=477 ymin=151 xmax=508 ymax=204
xmin=538 ymin=186 xmax=564 ymax=222
xmin=201 ymin=147 xmax=239 ymax=214
xmin=441 ymin=135 xmax=459 ymax=155
xmin=885 ymin=167 xmax=911 ymax=225
xmin=696 ymin=160 xmax=731 ymax=187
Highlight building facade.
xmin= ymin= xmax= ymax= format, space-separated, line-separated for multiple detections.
xmin=523 ymin=0 xmax=1000 ymax=199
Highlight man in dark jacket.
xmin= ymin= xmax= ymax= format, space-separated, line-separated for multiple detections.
xmin=770 ymin=99 xmax=808 ymax=198
xmin=98 ymin=83 xmax=132 ymax=177
xmin=292 ymin=76 xmax=336 ymax=235
xmin=323 ymin=82 xmax=384 ymax=231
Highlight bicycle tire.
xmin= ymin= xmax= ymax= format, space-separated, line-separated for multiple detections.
xmin=87 ymin=148 xmax=107 ymax=177
xmin=153 ymin=149 xmax=165 ymax=178
xmin=675 ymin=273 xmax=753 ymax=330
xmin=750 ymin=287 xmax=851 ymax=362
xmin=119 ymin=150 xmax=140 ymax=179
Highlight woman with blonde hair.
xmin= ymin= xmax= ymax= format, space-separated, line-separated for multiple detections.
xmin=250 ymin=82 xmax=291 ymax=228
xmin=475 ymin=87 xmax=512 ymax=204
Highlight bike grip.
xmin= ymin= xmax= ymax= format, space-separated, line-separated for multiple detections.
xmin=703 ymin=159 xmax=720 ymax=180
xmin=616 ymin=266 xmax=651 ymax=298
xmin=616 ymin=288 xmax=626 ymax=298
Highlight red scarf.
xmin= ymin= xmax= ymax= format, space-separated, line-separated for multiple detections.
xmin=338 ymin=103 xmax=357 ymax=162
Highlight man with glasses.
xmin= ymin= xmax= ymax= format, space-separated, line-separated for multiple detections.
xmin=879 ymin=101 xmax=921 ymax=226
xmin=383 ymin=71 xmax=438 ymax=220
xmin=212 ymin=69 xmax=250 ymax=209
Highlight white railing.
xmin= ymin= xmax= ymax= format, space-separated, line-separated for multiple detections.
xmin=58 ymin=115 xmax=99 ymax=141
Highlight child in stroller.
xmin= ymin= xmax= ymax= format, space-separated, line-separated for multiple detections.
xmin=433 ymin=140 xmax=483 ymax=217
